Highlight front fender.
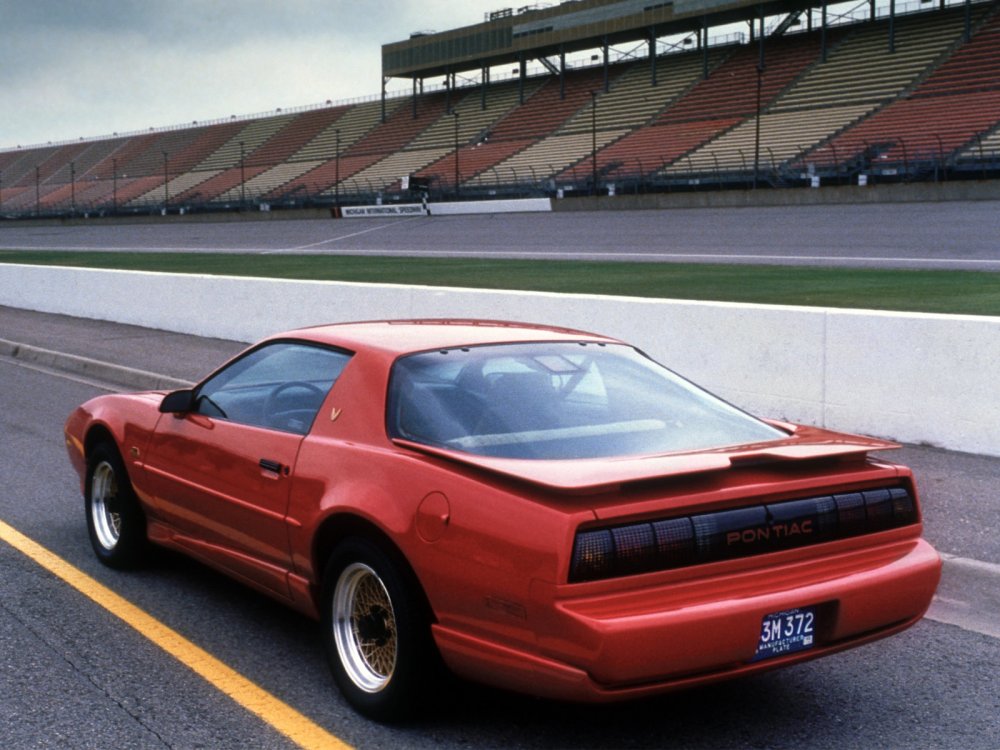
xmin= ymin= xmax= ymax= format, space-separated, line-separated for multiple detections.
xmin=64 ymin=391 xmax=168 ymax=494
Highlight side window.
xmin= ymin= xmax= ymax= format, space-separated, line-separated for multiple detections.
xmin=195 ymin=342 xmax=351 ymax=434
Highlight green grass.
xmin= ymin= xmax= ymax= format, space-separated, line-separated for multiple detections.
xmin=3 ymin=250 xmax=999 ymax=316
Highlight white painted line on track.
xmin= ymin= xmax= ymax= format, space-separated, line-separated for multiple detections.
xmin=279 ymin=217 xmax=424 ymax=251
xmin=1 ymin=245 xmax=278 ymax=254
xmin=4 ymin=243 xmax=999 ymax=267
xmin=267 ymin=249 xmax=1000 ymax=267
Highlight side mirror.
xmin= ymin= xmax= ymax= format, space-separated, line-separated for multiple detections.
xmin=159 ymin=389 xmax=196 ymax=414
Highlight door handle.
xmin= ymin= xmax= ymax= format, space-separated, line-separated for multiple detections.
xmin=259 ymin=458 xmax=285 ymax=475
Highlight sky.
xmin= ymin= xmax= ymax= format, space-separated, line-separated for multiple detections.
xmin=0 ymin=1 xmax=511 ymax=149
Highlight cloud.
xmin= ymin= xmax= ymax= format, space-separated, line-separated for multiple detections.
xmin=0 ymin=0 xmax=502 ymax=148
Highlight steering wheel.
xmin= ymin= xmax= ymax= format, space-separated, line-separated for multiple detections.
xmin=263 ymin=381 xmax=325 ymax=430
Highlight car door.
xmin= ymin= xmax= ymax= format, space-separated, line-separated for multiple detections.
xmin=143 ymin=340 xmax=351 ymax=598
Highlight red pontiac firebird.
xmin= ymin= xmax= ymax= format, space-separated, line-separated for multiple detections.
xmin=65 ymin=320 xmax=941 ymax=721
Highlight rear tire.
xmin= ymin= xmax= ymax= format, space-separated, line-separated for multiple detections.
xmin=85 ymin=443 xmax=148 ymax=569
xmin=321 ymin=537 xmax=437 ymax=722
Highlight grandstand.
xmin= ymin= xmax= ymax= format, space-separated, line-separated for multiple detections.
xmin=2 ymin=0 xmax=999 ymax=219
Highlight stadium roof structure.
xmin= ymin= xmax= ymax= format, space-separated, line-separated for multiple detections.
xmin=383 ymin=0 xmax=847 ymax=82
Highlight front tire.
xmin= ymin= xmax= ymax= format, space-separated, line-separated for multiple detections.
xmin=321 ymin=537 xmax=437 ymax=722
xmin=85 ymin=443 xmax=147 ymax=569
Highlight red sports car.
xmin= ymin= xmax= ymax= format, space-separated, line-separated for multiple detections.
xmin=65 ymin=320 xmax=941 ymax=721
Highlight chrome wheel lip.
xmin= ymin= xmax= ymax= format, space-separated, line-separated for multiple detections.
xmin=90 ymin=460 xmax=121 ymax=551
xmin=333 ymin=562 xmax=397 ymax=694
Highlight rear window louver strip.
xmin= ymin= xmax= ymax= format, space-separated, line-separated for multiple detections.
xmin=570 ymin=487 xmax=916 ymax=583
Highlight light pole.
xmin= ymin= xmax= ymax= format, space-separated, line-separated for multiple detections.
xmin=753 ymin=64 xmax=763 ymax=189
xmin=70 ymin=161 xmax=76 ymax=214
xmin=239 ymin=141 xmax=246 ymax=208
xmin=112 ymin=158 xmax=118 ymax=214
xmin=753 ymin=12 xmax=765 ymax=190
xmin=590 ymin=90 xmax=598 ymax=195
xmin=334 ymin=129 xmax=341 ymax=209
xmin=452 ymin=112 xmax=461 ymax=198
xmin=162 ymin=151 xmax=169 ymax=212
xmin=35 ymin=166 xmax=41 ymax=217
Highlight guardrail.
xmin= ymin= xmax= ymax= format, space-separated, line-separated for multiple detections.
xmin=1 ymin=263 xmax=997 ymax=457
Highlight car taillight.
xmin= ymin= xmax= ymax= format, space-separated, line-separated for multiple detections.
xmin=569 ymin=486 xmax=917 ymax=583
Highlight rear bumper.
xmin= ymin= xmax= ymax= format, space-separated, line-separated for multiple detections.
xmin=433 ymin=536 xmax=941 ymax=702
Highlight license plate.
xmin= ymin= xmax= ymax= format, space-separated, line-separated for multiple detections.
xmin=753 ymin=607 xmax=816 ymax=661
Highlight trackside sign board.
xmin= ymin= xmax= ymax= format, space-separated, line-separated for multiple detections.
xmin=341 ymin=204 xmax=427 ymax=217
xmin=338 ymin=198 xmax=551 ymax=219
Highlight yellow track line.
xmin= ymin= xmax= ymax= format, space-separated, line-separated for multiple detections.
xmin=0 ymin=519 xmax=352 ymax=750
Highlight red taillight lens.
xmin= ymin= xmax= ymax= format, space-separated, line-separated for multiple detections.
xmin=570 ymin=529 xmax=615 ymax=582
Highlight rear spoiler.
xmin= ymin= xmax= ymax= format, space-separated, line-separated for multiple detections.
xmin=392 ymin=425 xmax=899 ymax=495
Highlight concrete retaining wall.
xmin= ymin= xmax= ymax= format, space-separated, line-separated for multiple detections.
xmin=555 ymin=181 xmax=1000 ymax=211
xmin=2 ymin=263 xmax=997 ymax=457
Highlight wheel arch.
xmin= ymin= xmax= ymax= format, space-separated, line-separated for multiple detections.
xmin=84 ymin=423 xmax=119 ymax=459
xmin=312 ymin=513 xmax=436 ymax=624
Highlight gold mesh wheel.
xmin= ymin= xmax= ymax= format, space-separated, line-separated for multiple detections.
xmin=332 ymin=562 xmax=398 ymax=693
xmin=90 ymin=460 xmax=121 ymax=551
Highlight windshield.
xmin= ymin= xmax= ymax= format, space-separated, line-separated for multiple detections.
xmin=387 ymin=342 xmax=785 ymax=460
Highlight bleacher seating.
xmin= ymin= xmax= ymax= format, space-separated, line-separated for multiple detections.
xmin=664 ymin=6 xmax=984 ymax=178
xmin=97 ymin=175 xmax=166 ymax=209
xmin=462 ymin=66 xmax=613 ymax=186
xmin=261 ymin=100 xmax=393 ymax=200
xmin=4 ymin=2 xmax=1000 ymax=215
xmin=480 ymin=130 xmax=630 ymax=186
xmin=91 ymin=133 xmax=163 ymax=178
xmin=0 ymin=142 xmax=70 ymax=211
xmin=807 ymin=11 xmax=1000 ymax=169
xmin=671 ymin=104 xmax=875 ymax=176
xmin=264 ymin=95 xmax=449 ymax=200
xmin=475 ymin=65 xmax=656 ymax=185
xmin=966 ymin=125 xmax=1000 ymax=159
xmin=290 ymin=105 xmax=375 ymax=162
xmin=555 ymin=49 xmax=731 ymax=181
xmin=198 ymin=106 xmax=351 ymax=202
xmin=222 ymin=162 xmax=318 ymax=203
xmin=140 ymin=116 xmax=298 ymax=205
xmin=346 ymin=80 xmax=529 ymax=192
xmin=561 ymin=33 xmax=821 ymax=181
xmin=416 ymin=138 xmax=536 ymax=190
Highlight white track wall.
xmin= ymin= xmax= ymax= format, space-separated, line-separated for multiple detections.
xmin=2 ymin=263 xmax=998 ymax=457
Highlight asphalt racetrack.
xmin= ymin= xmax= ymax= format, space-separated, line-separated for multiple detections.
xmin=3 ymin=200 xmax=1000 ymax=270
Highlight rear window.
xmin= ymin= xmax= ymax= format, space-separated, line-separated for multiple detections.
xmin=387 ymin=342 xmax=785 ymax=460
